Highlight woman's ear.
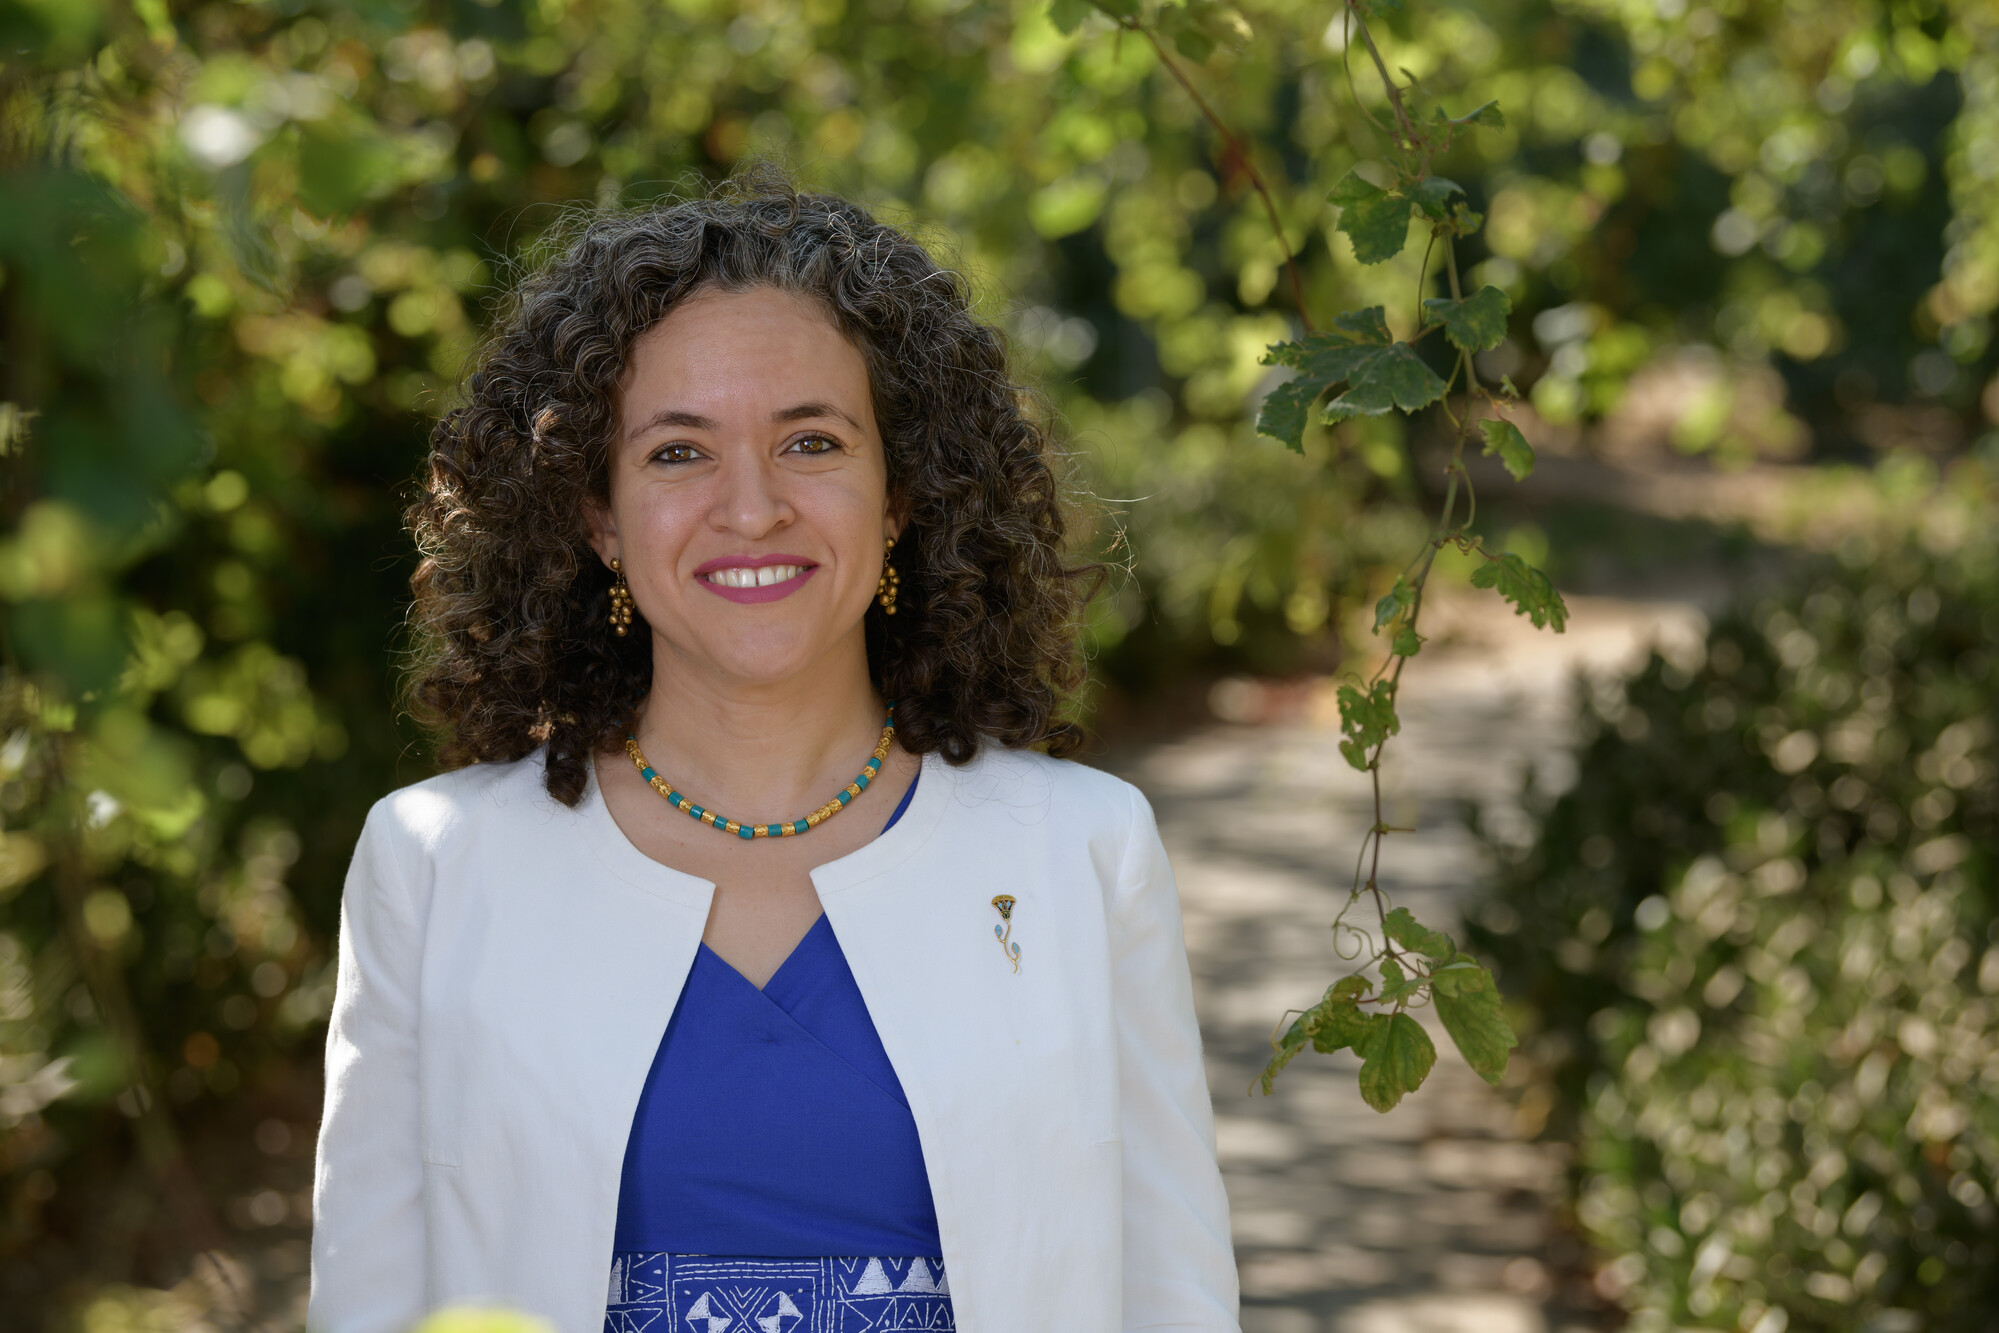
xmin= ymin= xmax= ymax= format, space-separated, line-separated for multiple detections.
xmin=582 ymin=493 xmax=618 ymax=568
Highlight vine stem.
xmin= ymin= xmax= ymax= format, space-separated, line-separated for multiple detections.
xmin=1127 ymin=0 xmax=1503 ymax=1043
xmin=1126 ymin=20 xmax=1315 ymax=333
xmin=1339 ymin=8 xmax=1390 ymax=139
xmin=1355 ymin=226 xmax=1485 ymax=965
xmin=1346 ymin=0 xmax=1417 ymax=152
xmin=1442 ymin=236 xmax=1484 ymax=394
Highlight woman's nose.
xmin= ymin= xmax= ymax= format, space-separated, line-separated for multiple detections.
xmin=708 ymin=453 xmax=790 ymax=537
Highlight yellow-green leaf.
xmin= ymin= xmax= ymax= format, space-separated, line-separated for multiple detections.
xmin=1383 ymin=906 xmax=1455 ymax=960
xmin=1336 ymin=679 xmax=1399 ymax=770
xmin=1479 ymin=417 xmax=1535 ymax=480
xmin=1470 ymin=551 xmax=1568 ymax=631
xmin=1434 ymin=965 xmax=1516 ymax=1086
xmin=1313 ymin=998 xmax=1386 ymax=1053
xmin=1355 ymin=1011 xmax=1437 ymax=1112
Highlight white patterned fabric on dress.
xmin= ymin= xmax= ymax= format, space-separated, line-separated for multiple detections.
xmin=605 ymin=1253 xmax=953 ymax=1333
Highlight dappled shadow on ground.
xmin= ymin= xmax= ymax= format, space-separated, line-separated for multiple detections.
xmin=1105 ymin=592 xmax=1706 ymax=1333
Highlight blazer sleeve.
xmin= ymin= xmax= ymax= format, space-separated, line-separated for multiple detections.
xmin=1111 ymin=784 xmax=1240 ymax=1331
xmin=309 ymin=801 xmax=428 ymax=1333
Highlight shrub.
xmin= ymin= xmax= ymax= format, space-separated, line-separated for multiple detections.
xmin=1471 ymin=528 xmax=1998 ymax=1332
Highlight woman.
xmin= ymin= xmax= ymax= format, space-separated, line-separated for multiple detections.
xmin=309 ymin=178 xmax=1239 ymax=1333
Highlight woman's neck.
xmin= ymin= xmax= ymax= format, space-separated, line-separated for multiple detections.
xmin=625 ymin=643 xmax=888 ymax=822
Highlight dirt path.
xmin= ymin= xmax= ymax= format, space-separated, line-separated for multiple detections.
xmin=1105 ymin=593 xmax=1706 ymax=1333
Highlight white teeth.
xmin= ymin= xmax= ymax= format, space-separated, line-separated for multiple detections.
xmin=706 ymin=564 xmax=803 ymax=589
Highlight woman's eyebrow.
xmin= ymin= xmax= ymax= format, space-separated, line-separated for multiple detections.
xmin=628 ymin=408 xmax=718 ymax=439
xmin=771 ymin=400 xmax=862 ymax=429
xmin=627 ymin=401 xmax=862 ymax=440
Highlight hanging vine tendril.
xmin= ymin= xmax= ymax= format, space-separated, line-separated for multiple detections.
xmin=1051 ymin=0 xmax=1570 ymax=1110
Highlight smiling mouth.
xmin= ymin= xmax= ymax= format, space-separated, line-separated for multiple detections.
xmin=701 ymin=564 xmax=810 ymax=589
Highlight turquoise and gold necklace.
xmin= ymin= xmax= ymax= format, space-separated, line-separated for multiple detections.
xmin=625 ymin=705 xmax=896 ymax=840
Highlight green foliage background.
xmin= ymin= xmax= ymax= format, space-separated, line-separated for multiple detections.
xmin=1471 ymin=481 xmax=1997 ymax=1330
xmin=1 ymin=0 xmax=1996 ymax=1321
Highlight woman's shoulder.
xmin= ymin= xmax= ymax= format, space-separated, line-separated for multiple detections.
xmin=359 ymin=748 xmax=565 ymax=859
xmin=945 ymin=744 xmax=1151 ymax=835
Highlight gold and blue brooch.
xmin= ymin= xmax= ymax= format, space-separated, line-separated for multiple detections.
xmin=991 ymin=895 xmax=1021 ymax=974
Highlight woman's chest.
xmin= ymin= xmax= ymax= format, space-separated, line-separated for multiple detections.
xmin=409 ymin=845 xmax=1124 ymax=1170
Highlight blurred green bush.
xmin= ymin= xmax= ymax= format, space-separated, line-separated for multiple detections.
xmin=1472 ymin=494 xmax=1997 ymax=1330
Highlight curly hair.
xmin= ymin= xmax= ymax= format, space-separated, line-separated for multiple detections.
xmin=405 ymin=172 xmax=1098 ymax=806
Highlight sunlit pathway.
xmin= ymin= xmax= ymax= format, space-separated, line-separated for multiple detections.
xmin=1106 ymin=593 xmax=1705 ymax=1333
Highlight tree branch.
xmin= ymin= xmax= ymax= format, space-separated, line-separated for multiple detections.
xmin=1129 ymin=21 xmax=1315 ymax=333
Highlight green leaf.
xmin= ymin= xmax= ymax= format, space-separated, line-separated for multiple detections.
xmin=1046 ymin=0 xmax=1093 ymax=32
xmin=1328 ymin=170 xmax=1377 ymax=208
xmin=1327 ymin=974 xmax=1374 ymax=1003
xmin=1257 ymin=1013 xmax=1313 ymax=1094
xmin=1479 ymin=417 xmax=1535 ymax=481
xmin=1261 ymin=310 xmax=1439 ymax=442
xmin=1255 ymin=376 xmax=1322 ymax=452
xmin=1391 ymin=624 xmax=1422 ymax=656
xmin=1258 ymin=976 xmax=1376 ymax=1091
xmin=1329 ymin=170 xmax=1413 ymax=264
xmin=1373 ymin=576 xmax=1413 ymax=630
xmin=1314 ymin=998 xmax=1386 ymax=1053
xmin=1427 ymin=958 xmax=1483 ymax=996
xmin=1383 ymin=906 xmax=1455 ymax=960
xmin=1421 ymin=284 xmax=1511 ymax=353
xmin=1376 ymin=955 xmax=1424 ymax=1006
xmin=1336 ymin=679 xmax=1399 ymax=770
xmin=1266 ymin=339 xmax=1376 ymax=388
xmin=1456 ymin=99 xmax=1505 ymax=128
xmin=1307 ymin=977 xmax=1380 ymax=1052
xmin=1407 ymin=175 xmax=1463 ymax=221
xmin=1434 ymin=965 xmax=1517 ymax=1086
xmin=1470 ymin=551 xmax=1569 ymax=631
xmin=1323 ymin=344 xmax=1447 ymax=418
xmin=1331 ymin=305 xmax=1393 ymax=344
xmin=1355 ymin=1012 xmax=1437 ymax=1112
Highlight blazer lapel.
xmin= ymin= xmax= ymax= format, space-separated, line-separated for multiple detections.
xmin=812 ymin=750 xmax=1122 ymax=1333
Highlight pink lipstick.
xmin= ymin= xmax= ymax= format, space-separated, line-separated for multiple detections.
xmin=693 ymin=553 xmax=819 ymax=604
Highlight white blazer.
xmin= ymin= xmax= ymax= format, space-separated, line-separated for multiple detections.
xmin=308 ymin=743 xmax=1240 ymax=1333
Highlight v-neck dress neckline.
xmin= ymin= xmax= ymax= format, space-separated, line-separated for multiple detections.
xmin=611 ymin=768 xmax=937 ymax=1257
xmin=691 ymin=754 xmax=926 ymax=995
xmin=605 ymin=769 xmax=951 ymax=1331
xmin=696 ymin=912 xmax=824 ymax=996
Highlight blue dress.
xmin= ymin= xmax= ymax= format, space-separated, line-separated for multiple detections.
xmin=606 ymin=777 xmax=952 ymax=1332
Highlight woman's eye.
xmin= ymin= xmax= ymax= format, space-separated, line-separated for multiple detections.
xmin=655 ymin=442 xmax=702 ymax=464
xmin=788 ymin=434 xmax=838 ymax=456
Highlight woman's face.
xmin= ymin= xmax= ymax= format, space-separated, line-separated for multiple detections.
xmin=589 ymin=285 xmax=895 ymax=692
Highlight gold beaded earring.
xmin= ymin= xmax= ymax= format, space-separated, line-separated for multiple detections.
xmin=876 ymin=538 xmax=900 ymax=615
xmin=607 ymin=558 xmax=635 ymax=637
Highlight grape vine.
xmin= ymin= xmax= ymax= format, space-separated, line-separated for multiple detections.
xmin=1051 ymin=0 xmax=1571 ymax=1111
